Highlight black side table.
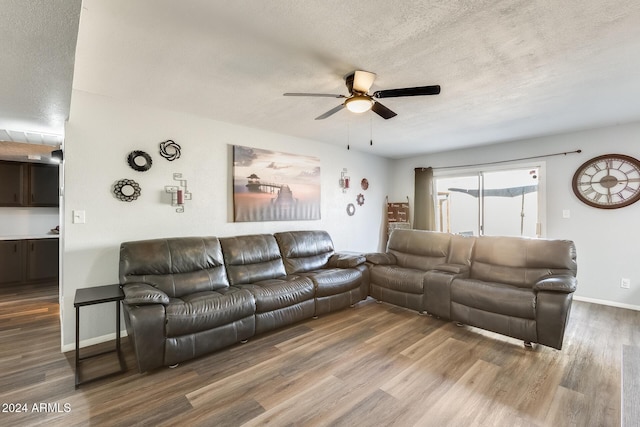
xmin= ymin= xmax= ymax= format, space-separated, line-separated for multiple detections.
xmin=74 ymin=284 xmax=127 ymax=388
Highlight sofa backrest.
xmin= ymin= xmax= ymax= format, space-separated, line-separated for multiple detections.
xmin=387 ymin=229 xmax=450 ymax=271
xmin=220 ymin=234 xmax=287 ymax=285
xmin=447 ymin=234 xmax=476 ymax=267
xmin=119 ymin=237 xmax=229 ymax=298
xmin=274 ymin=230 xmax=334 ymax=274
xmin=470 ymin=236 xmax=577 ymax=288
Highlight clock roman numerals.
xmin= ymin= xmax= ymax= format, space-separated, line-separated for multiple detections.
xmin=572 ymin=154 xmax=640 ymax=209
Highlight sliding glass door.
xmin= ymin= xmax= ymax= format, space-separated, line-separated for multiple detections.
xmin=435 ymin=166 xmax=541 ymax=237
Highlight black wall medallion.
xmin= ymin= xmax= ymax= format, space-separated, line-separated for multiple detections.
xmin=127 ymin=150 xmax=152 ymax=171
xmin=356 ymin=193 xmax=365 ymax=206
xmin=159 ymin=140 xmax=181 ymax=161
xmin=113 ymin=179 xmax=142 ymax=202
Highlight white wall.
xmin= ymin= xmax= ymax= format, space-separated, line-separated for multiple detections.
xmin=390 ymin=121 xmax=640 ymax=310
xmin=62 ymin=90 xmax=391 ymax=349
xmin=0 ymin=207 xmax=58 ymax=236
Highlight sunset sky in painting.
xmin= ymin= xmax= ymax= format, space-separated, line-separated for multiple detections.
xmin=233 ymin=145 xmax=320 ymax=199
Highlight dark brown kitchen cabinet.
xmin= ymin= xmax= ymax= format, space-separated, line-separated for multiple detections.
xmin=0 ymin=161 xmax=58 ymax=207
xmin=29 ymin=163 xmax=59 ymax=206
xmin=0 ymin=240 xmax=26 ymax=284
xmin=26 ymin=239 xmax=59 ymax=281
xmin=0 ymin=238 xmax=58 ymax=285
xmin=0 ymin=161 xmax=27 ymax=206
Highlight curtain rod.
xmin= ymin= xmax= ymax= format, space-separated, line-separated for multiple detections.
xmin=417 ymin=149 xmax=582 ymax=171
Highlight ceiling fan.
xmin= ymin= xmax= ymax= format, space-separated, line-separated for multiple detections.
xmin=283 ymin=70 xmax=440 ymax=120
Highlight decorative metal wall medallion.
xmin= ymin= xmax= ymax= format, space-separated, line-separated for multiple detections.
xmin=113 ymin=179 xmax=141 ymax=202
xmin=159 ymin=140 xmax=181 ymax=161
xmin=356 ymin=193 xmax=365 ymax=206
xmin=346 ymin=203 xmax=356 ymax=216
xmin=127 ymin=150 xmax=152 ymax=171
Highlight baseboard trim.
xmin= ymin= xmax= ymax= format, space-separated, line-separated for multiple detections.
xmin=61 ymin=330 xmax=128 ymax=353
xmin=574 ymin=296 xmax=640 ymax=312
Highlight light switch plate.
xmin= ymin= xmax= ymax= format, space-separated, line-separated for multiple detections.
xmin=72 ymin=210 xmax=86 ymax=224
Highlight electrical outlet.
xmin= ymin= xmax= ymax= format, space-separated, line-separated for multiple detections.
xmin=621 ymin=278 xmax=631 ymax=289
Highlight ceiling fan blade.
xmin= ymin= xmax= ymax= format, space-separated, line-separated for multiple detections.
xmin=371 ymin=101 xmax=397 ymax=119
xmin=283 ymin=93 xmax=346 ymax=98
xmin=352 ymin=70 xmax=377 ymax=94
xmin=315 ymin=104 xmax=345 ymax=120
xmin=373 ymin=85 xmax=441 ymax=98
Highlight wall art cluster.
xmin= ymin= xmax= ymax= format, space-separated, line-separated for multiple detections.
xmin=341 ymin=171 xmax=369 ymax=217
xmin=112 ymin=139 xmax=190 ymax=212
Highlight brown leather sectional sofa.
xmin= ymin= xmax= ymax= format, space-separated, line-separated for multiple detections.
xmin=366 ymin=229 xmax=577 ymax=350
xmin=119 ymin=228 xmax=576 ymax=373
xmin=119 ymin=230 xmax=367 ymax=372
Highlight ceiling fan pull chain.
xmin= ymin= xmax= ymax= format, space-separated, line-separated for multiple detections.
xmin=347 ymin=122 xmax=350 ymax=150
xmin=370 ymin=117 xmax=373 ymax=146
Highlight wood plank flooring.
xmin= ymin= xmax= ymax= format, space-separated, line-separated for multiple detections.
xmin=1 ymin=282 xmax=639 ymax=426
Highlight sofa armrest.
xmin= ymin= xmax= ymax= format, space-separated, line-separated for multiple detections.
xmin=432 ymin=263 xmax=469 ymax=275
xmin=534 ymin=275 xmax=577 ymax=294
xmin=122 ymin=282 xmax=170 ymax=305
xmin=364 ymin=252 xmax=397 ymax=265
xmin=327 ymin=253 xmax=366 ymax=268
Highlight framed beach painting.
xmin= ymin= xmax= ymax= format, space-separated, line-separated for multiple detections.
xmin=232 ymin=145 xmax=321 ymax=222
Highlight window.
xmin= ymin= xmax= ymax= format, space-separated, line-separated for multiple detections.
xmin=435 ymin=164 xmax=543 ymax=238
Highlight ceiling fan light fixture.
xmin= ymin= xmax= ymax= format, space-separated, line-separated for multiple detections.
xmin=345 ymin=95 xmax=374 ymax=113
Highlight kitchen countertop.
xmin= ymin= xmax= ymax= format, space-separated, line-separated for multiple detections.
xmin=0 ymin=234 xmax=59 ymax=241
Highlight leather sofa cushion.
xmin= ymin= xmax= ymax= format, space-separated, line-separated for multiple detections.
xmin=165 ymin=287 xmax=255 ymax=337
xmin=274 ymin=230 xmax=334 ymax=274
xmin=451 ymin=278 xmax=536 ymax=319
xmin=120 ymin=237 xmax=229 ymax=298
xmin=447 ymin=234 xmax=475 ymax=266
xmin=237 ymin=276 xmax=315 ymax=313
xmin=220 ymin=234 xmax=287 ymax=285
xmin=303 ymin=268 xmax=362 ymax=297
xmin=123 ymin=283 xmax=170 ymax=305
xmin=370 ymin=265 xmax=426 ymax=294
xmin=365 ymin=252 xmax=397 ymax=265
xmin=470 ymin=236 xmax=577 ymax=288
xmin=327 ymin=253 xmax=366 ymax=268
xmin=387 ymin=229 xmax=450 ymax=271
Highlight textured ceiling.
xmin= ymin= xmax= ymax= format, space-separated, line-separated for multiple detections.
xmin=6 ymin=1 xmax=640 ymax=158
xmin=0 ymin=0 xmax=80 ymax=144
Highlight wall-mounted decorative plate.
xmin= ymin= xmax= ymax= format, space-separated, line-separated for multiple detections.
xmin=113 ymin=179 xmax=141 ymax=202
xmin=159 ymin=140 xmax=181 ymax=161
xmin=127 ymin=150 xmax=152 ymax=171
xmin=346 ymin=203 xmax=356 ymax=216
xmin=361 ymin=178 xmax=369 ymax=190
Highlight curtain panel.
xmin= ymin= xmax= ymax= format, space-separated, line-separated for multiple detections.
xmin=414 ymin=167 xmax=435 ymax=230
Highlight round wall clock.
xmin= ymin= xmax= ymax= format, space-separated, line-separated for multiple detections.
xmin=572 ymin=154 xmax=640 ymax=209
